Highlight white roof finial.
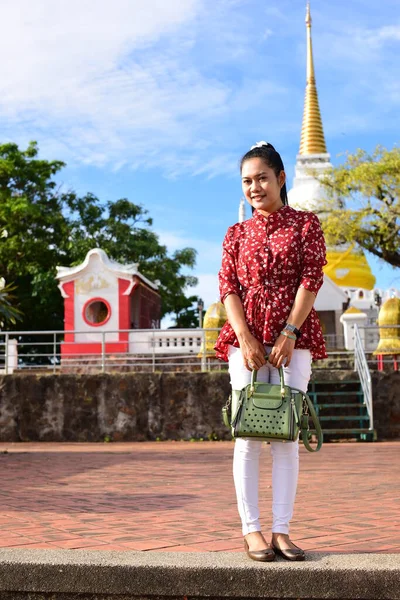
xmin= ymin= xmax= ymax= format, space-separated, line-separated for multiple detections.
xmin=239 ymin=197 xmax=246 ymax=223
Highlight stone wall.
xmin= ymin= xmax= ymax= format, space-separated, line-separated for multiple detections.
xmin=0 ymin=371 xmax=399 ymax=442
xmin=371 ymin=371 xmax=400 ymax=440
xmin=0 ymin=373 xmax=231 ymax=443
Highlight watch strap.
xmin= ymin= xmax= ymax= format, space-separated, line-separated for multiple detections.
xmin=284 ymin=323 xmax=301 ymax=339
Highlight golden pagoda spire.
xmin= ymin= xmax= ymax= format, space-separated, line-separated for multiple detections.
xmin=299 ymin=3 xmax=327 ymax=155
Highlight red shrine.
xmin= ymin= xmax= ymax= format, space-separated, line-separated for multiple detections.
xmin=56 ymin=248 xmax=161 ymax=356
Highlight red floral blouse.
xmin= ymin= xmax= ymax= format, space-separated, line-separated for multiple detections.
xmin=214 ymin=205 xmax=328 ymax=362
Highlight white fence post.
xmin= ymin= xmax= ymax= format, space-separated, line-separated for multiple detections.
xmin=101 ymin=332 xmax=105 ymax=373
xmin=152 ymin=330 xmax=156 ymax=372
xmin=201 ymin=329 xmax=207 ymax=372
xmin=4 ymin=333 xmax=9 ymax=375
xmin=53 ymin=332 xmax=57 ymax=374
xmin=4 ymin=337 xmax=18 ymax=374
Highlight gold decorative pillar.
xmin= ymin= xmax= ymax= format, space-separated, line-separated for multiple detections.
xmin=198 ymin=302 xmax=227 ymax=358
xmin=373 ymin=297 xmax=400 ymax=359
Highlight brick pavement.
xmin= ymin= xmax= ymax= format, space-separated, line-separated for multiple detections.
xmin=0 ymin=441 xmax=399 ymax=554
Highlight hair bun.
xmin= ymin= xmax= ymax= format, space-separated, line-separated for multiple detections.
xmin=250 ymin=141 xmax=276 ymax=151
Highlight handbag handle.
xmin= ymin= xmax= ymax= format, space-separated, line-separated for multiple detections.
xmin=301 ymin=393 xmax=323 ymax=452
xmin=250 ymin=358 xmax=285 ymax=398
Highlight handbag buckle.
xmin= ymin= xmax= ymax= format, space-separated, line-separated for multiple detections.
xmin=224 ymin=394 xmax=232 ymax=410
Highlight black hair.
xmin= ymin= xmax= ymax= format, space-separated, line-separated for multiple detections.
xmin=240 ymin=143 xmax=288 ymax=212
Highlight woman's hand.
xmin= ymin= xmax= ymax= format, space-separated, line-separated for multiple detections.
xmin=268 ymin=334 xmax=296 ymax=369
xmin=238 ymin=331 xmax=267 ymax=371
xmin=224 ymin=294 xmax=266 ymax=371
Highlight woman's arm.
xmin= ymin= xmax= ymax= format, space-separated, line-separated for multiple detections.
xmin=268 ymin=287 xmax=316 ymax=369
xmin=218 ymin=227 xmax=267 ymax=371
xmin=269 ymin=213 xmax=327 ymax=370
xmin=286 ymin=287 xmax=317 ymax=330
xmin=224 ymin=293 xmax=267 ymax=370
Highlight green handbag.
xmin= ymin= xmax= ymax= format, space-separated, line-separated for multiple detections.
xmin=222 ymin=364 xmax=323 ymax=452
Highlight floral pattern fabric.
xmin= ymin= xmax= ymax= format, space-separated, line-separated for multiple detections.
xmin=214 ymin=205 xmax=328 ymax=362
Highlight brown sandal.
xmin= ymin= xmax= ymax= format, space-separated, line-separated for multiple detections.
xmin=244 ymin=538 xmax=275 ymax=562
xmin=271 ymin=539 xmax=305 ymax=561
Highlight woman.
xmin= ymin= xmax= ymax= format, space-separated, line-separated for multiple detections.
xmin=214 ymin=141 xmax=328 ymax=562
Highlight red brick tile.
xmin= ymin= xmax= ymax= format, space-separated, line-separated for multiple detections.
xmin=116 ymin=540 xmax=180 ymax=551
xmin=192 ymin=539 xmax=243 ymax=552
xmin=0 ymin=441 xmax=399 ymax=553
xmin=8 ymin=542 xmax=56 ymax=549
xmin=0 ymin=536 xmax=38 ymax=547
xmin=74 ymin=545 xmax=130 ymax=551
xmin=152 ymin=545 xmax=201 ymax=553
xmin=46 ymin=538 xmax=109 ymax=549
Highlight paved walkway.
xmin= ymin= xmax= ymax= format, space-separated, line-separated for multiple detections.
xmin=0 ymin=441 xmax=399 ymax=553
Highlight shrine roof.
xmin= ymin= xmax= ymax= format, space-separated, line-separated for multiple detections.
xmin=56 ymin=248 xmax=159 ymax=291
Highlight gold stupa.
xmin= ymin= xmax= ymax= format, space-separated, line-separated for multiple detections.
xmin=198 ymin=301 xmax=227 ymax=357
xmin=373 ymin=297 xmax=400 ymax=355
xmin=323 ymin=244 xmax=376 ymax=290
xmin=299 ymin=3 xmax=375 ymax=291
xmin=299 ymin=3 xmax=327 ymax=156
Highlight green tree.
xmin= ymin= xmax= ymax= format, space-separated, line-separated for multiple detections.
xmin=316 ymin=146 xmax=400 ymax=268
xmin=0 ymin=142 xmax=198 ymax=331
xmin=0 ymin=280 xmax=22 ymax=327
xmin=170 ymin=294 xmax=201 ymax=328
xmin=65 ymin=195 xmax=198 ymax=321
xmin=0 ymin=230 xmax=23 ymax=327
xmin=0 ymin=142 xmax=69 ymax=330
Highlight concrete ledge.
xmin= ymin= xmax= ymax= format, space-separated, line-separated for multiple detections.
xmin=0 ymin=549 xmax=399 ymax=600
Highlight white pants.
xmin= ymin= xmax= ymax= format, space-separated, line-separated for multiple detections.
xmin=228 ymin=345 xmax=312 ymax=536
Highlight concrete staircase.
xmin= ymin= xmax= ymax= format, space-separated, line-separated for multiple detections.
xmin=308 ymin=369 xmax=376 ymax=441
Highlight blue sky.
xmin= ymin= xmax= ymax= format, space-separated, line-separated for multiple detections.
xmin=1 ymin=0 xmax=399 ymax=325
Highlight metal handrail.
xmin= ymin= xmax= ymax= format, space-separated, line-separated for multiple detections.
xmin=353 ymin=324 xmax=374 ymax=430
xmin=0 ymin=325 xmax=396 ymax=377
xmin=0 ymin=328 xmax=221 ymax=374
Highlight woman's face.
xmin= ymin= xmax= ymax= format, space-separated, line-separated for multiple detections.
xmin=241 ymin=157 xmax=285 ymax=216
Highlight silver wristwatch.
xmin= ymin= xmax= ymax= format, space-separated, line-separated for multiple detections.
xmin=284 ymin=323 xmax=301 ymax=339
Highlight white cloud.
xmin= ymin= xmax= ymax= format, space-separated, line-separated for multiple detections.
xmin=156 ymin=231 xmax=222 ymax=314
xmin=307 ymin=18 xmax=400 ymax=140
xmin=0 ymin=0 xmax=200 ymax=94
xmin=0 ymin=0 xmax=290 ymax=178
xmin=2 ymin=1 xmax=398 ymax=177
xmin=160 ymin=314 xmax=176 ymax=329
xmin=188 ymin=273 xmax=220 ymax=308
xmin=0 ymin=0 xmax=232 ymax=172
xmin=157 ymin=230 xmax=222 ymax=266
xmin=315 ymin=19 xmax=400 ymax=67
xmin=160 ymin=273 xmax=220 ymax=328
xmin=363 ymin=24 xmax=400 ymax=46
xmin=157 ymin=231 xmax=192 ymax=252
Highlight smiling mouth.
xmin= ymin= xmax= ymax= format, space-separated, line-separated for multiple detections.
xmin=251 ymin=195 xmax=265 ymax=200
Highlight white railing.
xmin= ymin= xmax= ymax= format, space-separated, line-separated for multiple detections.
xmin=364 ymin=324 xmax=400 ymax=352
xmin=353 ymin=324 xmax=374 ymax=430
xmin=129 ymin=329 xmax=204 ymax=354
xmin=323 ymin=333 xmax=346 ymax=350
xmin=0 ymin=328 xmax=222 ymax=374
xmin=0 ymin=326 xmax=397 ymax=376
xmin=357 ymin=324 xmax=400 ymax=368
